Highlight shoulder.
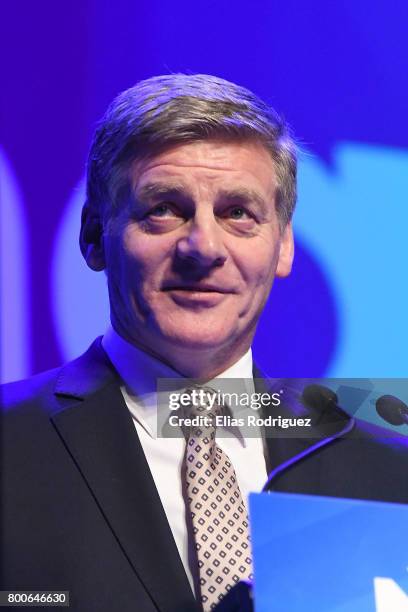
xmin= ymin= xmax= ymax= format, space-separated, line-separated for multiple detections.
xmin=0 ymin=367 xmax=62 ymax=416
xmin=0 ymin=336 xmax=115 ymax=418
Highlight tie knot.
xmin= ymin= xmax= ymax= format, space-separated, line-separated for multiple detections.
xmin=184 ymin=385 xmax=223 ymax=419
xmin=181 ymin=386 xmax=224 ymax=440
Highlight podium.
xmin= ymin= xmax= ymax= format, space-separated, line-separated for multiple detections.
xmin=248 ymin=492 xmax=408 ymax=612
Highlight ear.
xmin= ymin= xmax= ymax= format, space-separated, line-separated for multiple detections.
xmin=79 ymin=205 xmax=106 ymax=271
xmin=276 ymin=222 xmax=294 ymax=278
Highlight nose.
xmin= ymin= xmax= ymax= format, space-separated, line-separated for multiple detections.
xmin=176 ymin=212 xmax=228 ymax=268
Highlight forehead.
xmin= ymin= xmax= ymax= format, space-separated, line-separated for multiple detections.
xmin=130 ymin=140 xmax=277 ymax=197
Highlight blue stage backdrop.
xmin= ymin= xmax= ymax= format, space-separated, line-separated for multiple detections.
xmin=1 ymin=0 xmax=407 ymax=384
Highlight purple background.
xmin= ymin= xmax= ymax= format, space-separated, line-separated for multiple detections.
xmin=1 ymin=0 xmax=407 ymax=382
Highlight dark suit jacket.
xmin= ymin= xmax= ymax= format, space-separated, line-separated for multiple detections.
xmin=1 ymin=339 xmax=408 ymax=611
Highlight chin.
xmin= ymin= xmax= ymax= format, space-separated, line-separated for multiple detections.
xmin=155 ymin=317 xmax=238 ymax=351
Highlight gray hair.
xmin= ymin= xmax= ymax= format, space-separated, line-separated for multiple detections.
xmin=86 ymin=73 xmax=298 ymax=229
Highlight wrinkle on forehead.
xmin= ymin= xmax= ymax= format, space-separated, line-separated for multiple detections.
xmin=134 ymin=139 xmax=270 ymax=168
xmin=130 ymin=140 xmax=277 ymax=199
xmin=134 ymin=159 xmax=248 ymax=174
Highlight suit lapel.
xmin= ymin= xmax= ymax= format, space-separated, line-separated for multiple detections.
xmin=51 ymin=339 xmax=197 ymax=612
xmin=253 ymin=366 xmax=354 ymax=483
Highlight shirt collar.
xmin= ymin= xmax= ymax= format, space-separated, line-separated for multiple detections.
xmin=102 ymin=325 xmax=254 ymax=445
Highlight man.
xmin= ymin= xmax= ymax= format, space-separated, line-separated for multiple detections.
xmin=1 ymin=74 xmax=408 ymax=612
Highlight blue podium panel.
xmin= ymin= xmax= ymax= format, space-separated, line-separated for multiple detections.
xmin=249 ymin=492 xmax=408 ymax=612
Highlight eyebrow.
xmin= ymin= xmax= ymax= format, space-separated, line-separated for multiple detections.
xmin=135 ymin=182 xmax=269 ymax=210
xmin=136 ymin=182 xmax=194 ymax=202
xmin=216 ymin=187 xmax=268 ymax=210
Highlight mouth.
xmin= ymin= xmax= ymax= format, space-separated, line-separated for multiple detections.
xmin=162 ymin=284 xmax=230 ymax=294
xmin=161 ymin=284 xmax=232 ymax=307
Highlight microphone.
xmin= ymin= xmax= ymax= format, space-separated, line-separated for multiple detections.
xmin=301 ymin=384 xmax=350 ymax=424
xmin=302 ymin=383 xmax=337 ymax=405
xmin=263 ymin=384 xmax=355 ymax=492
xmin=375 ymin=395 xmax=408 ymax=426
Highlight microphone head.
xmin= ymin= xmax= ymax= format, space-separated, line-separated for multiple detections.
xmin=302 ymin=384 xmax=338 ymax=410
xmin=301 ymin=384 xmax=351 ymax=425
xmin=376 ymin=395 xmax=407 ymax=426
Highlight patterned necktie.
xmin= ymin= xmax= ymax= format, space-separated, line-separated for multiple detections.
xmin=183 ymin=386 xmax=253 ymax=611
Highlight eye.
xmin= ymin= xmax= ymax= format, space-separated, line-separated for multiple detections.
xmin=148 ymin=203 xmax=177 ymax=218
xmin=227 ymin=206 xmax=251 ymax=220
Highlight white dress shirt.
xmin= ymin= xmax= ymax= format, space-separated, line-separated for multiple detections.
xmin=102 ymin=326 xmax=268 ymax=593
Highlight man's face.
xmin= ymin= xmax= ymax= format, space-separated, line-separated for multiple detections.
xmin=102 ymin=139 xmax=294 ymax=367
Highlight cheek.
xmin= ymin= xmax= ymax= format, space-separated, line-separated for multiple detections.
xmin=122 ymin=231 xmax=173 ymax=290
xmin=237 ymin=240 xmax=281 ymax=288
xmin=104 ymin=228 xmax=143 ymax=297
xmin=122 ymin=228 xmax=152 ymax=275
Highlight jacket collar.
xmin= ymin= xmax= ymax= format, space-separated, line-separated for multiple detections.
xmin=54 ymin=343 xmax=354 ymax=472
xmin=54 ymin=336 xmax=116 ymax=400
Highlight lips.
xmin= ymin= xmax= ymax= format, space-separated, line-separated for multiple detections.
xmin=162 ymin=284 xmax=230 ymax=293
xmin=161 ymin=283 xmax=233 ymax=308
